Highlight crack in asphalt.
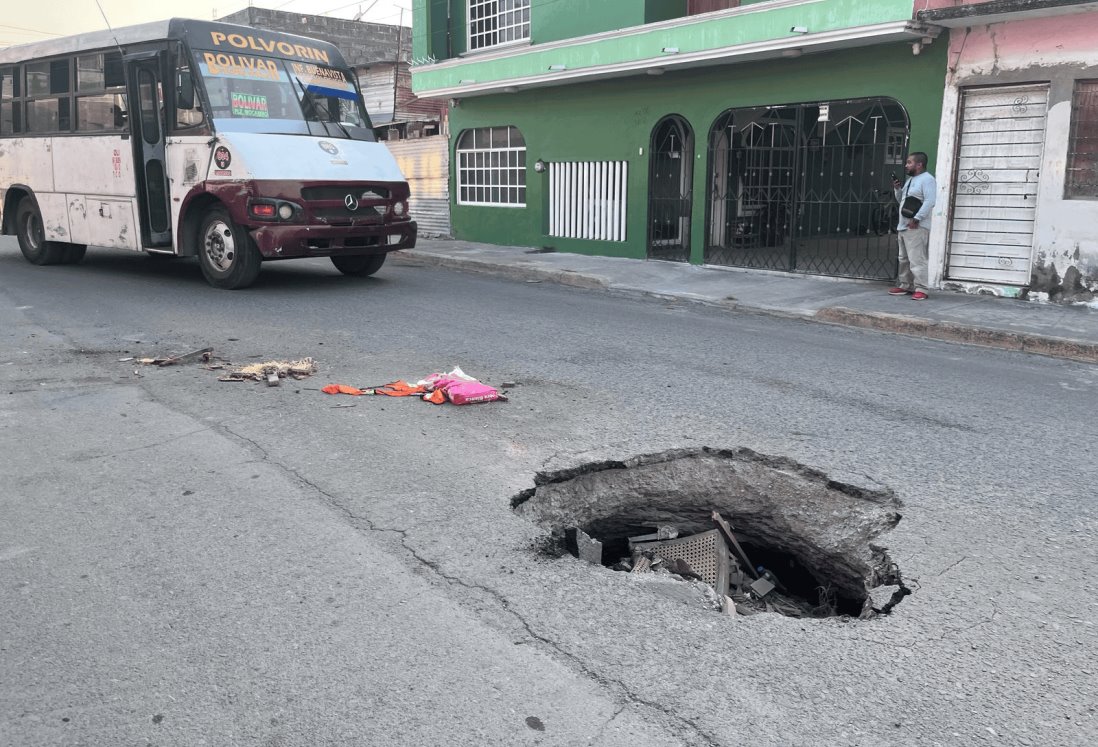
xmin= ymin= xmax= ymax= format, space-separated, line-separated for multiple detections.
xmin=395 ymin=537 xmax=722 ymax=747
xmin=934 ymin=555 xmax=969 ymax=577
xmin=915 ymin=601 xmax=1001 ymax=648
xmin=69 ymin=427 xmax=215 ymax=462
xmin=213 ymin=421 xmax=721 ymax=746
xmin=589 ymin=703 xmax=628 ymax=744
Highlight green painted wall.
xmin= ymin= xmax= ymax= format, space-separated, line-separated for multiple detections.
xmin=415 ymin=0 xmax=698 ymax=60
xmin=413 ymin=0 xmax=451 ymax=61
xmin=536 ymin=2 xmax=648 ymax=44
xmin=413 ymin=0 xmax=690 ymax=61
xmin=447 ymin=41 xmax=948 ymax=263
xmin=412 ymin=0 xmax=467 ymax=61
xmin=413 ymin=0 xmax=917 ymax=93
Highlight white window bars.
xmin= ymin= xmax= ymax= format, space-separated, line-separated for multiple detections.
xmin=468 ymin=0 xmax=531 ymax=52
xmin=456 ymin=126 xmax=527 ymax=207
xmin=549 ymin=161 xmax=628 ymax=242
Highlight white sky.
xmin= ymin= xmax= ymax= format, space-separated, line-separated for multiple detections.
xmin=0 ymin=0 xmax=411 ymax=47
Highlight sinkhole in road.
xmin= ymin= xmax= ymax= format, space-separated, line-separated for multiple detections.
xmin=512 ymin=447 xmax=910 ymax=618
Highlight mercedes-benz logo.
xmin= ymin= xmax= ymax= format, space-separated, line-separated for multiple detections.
xmin=345 ymin=194 xmax=359 ymax=212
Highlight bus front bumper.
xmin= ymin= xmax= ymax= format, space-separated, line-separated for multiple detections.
xmin=249 ymin=220 xmax=417 ymax=259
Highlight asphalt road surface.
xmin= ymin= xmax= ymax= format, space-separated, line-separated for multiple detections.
xmin=2 ymin=242 xmax=1096 ymax=746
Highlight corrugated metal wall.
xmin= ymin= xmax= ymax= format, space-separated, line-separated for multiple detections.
xmin=358 ymin=66 xmax=396 ymax=124
xmin=386 ymin=136 xmax=451 ymax=237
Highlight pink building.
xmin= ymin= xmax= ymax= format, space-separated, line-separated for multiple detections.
xmin=918 ymin=0 xmax=1098 ymax=302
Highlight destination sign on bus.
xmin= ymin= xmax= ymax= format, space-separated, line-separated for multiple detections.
xmin=230 ymin=92 xmax=270 ymax=118
xmin=201 ymin=53 xmax=283 ymax=81
xmin=289 ymin=62 xmax=357 ymax=100
xmin=289 ymin=62 xmax=345 ymax=82
xmin=207 ymin=30 xmax=331 ymax=65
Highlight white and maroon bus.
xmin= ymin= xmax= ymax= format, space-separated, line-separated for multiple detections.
xmin=0 ymin=18 xmax=416 ymax=288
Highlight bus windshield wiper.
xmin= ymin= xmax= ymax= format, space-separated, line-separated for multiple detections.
xmin=293 ymin=76 xmax=352 ymax=140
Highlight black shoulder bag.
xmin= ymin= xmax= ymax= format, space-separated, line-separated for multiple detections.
xmin=901 ymin=195 xmax=923 ymax=219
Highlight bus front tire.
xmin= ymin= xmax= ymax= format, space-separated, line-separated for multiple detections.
xmin=16 ymin=199 xmax=67 ymax=266
xmin=331 ymin=253 xmax=386 ymax=277
xmin=197 ymin=207 xmax=261 ymax=290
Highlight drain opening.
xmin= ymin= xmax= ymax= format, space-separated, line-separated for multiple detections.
xmin=514 ymin=447 xmax=910 ymax=619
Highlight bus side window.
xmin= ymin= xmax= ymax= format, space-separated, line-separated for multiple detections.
xmin=75 ymin=52 xmax=126 ymax=132
xmin=1 ymin=67 xmax=17 ymax=134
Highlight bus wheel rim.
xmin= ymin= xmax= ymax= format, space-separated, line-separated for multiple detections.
xmin=203 ymin=220 xmax=236 ymax=272
xmin=25 ymin=213 xmax=42 ymax=251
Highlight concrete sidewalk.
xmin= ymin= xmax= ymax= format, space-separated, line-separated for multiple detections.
xmin=396 ymin=238 xmax=1098 ymax=364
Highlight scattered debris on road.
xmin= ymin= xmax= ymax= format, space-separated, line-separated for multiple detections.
xmin=123 ymin=349 xmax=511 ymax=407
xmin=122 ymin=346 xmax=322 ymax=388
xmin=321 ymin=366 xmax=507 ymax=405
xmin=133 ymin=347 xmax=214 ymax=367
xmin=219 ymin=358 xmax=316 ymax=383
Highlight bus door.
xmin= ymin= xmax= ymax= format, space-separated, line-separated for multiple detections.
xmin=125 ymin=52 xmax=172 ymax=247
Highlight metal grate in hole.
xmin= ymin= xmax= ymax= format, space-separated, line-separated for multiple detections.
xmin=634 ymin=529 xmax=729 ymax=593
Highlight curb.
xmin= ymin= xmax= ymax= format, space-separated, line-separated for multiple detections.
xmin=394 ymin=250 xmax=608 ymax=290
xmin=815 ymin=307 xmax=1098 ymax=364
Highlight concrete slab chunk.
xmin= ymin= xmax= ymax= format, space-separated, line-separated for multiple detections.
xmin=564 ymin=527 xmax=603 ymax=565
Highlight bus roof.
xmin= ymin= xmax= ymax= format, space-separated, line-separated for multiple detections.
xmin=0 ymin=18 xmax=345 ymax=67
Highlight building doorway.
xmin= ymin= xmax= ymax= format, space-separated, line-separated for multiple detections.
xmin=705 ymin=98 xmax=908 ymax=279
xmin=648 ymin=115 xmax=694 ymax=262
xmin=945 ymin=84 xmax=1047 ymax=287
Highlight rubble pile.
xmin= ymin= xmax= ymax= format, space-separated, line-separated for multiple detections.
xmin=566 ymin=511 xmax=840 ymax=618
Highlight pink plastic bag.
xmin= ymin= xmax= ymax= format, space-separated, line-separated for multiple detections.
xmin=443 ymin=380 xmax=501 ymax=405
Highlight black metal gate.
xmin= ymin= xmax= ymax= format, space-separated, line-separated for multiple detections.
xmin=705 ymin=98 xmax=908 ymax=279
xmin=648 ymin=116 xmax=693 ymax=262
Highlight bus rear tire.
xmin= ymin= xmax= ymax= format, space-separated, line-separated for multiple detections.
xmin=197 ymin=207 xmax=261 ymax=290
xmin=331 ymin=253 xmax=386 ymax=277
xmin=15 ymin=199 xmax=66 ymax=266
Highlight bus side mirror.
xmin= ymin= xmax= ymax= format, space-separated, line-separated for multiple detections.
xmin=177 ymin=70 xmax=195 ymax=110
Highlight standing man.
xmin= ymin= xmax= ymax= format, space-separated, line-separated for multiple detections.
xmin=889 ymin=152 xmax=936 ymax=300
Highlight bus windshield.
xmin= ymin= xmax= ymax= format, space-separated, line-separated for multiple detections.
xmin=194 ymin=51 xmax=374 ymax=140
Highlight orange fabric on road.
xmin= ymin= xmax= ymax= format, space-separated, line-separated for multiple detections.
xmin=374 ymin=380 xmax=427 ymax=397
xmin=322 ymin=384 xmax=365 ymax=396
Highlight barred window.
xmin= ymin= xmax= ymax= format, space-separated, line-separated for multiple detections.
xmin=1066 ymin=80 xmax=1098 ymax=199
xmin=456 ymin=126 xmax=526 ymax=207
xmin=468 ymin=0 xmax=530 ymax=52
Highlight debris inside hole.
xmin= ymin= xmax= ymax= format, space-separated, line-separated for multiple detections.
xmin=515 ymin=447 xmax=910 ymax=619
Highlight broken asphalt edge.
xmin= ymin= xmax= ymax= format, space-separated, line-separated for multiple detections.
xmin=393 ymin=250 xmax=1098 ymax=364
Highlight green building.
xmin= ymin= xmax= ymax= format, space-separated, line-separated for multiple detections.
xmin=411 ymin=0 xmax=946 ymax=280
